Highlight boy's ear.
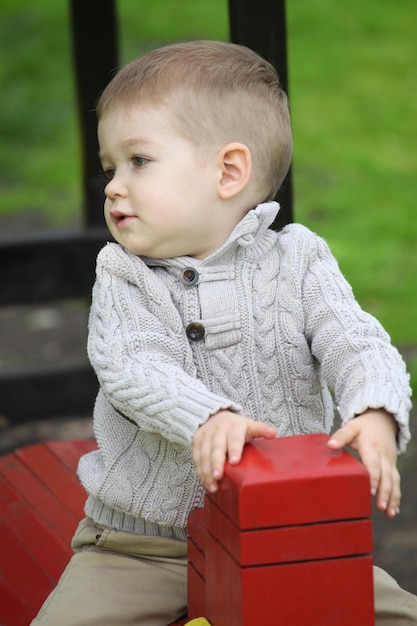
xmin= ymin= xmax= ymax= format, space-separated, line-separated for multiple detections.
xmin=217 ymin=143 xmax=252 ymax=199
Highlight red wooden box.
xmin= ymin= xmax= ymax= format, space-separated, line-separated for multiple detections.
xmin=188 ymin=433 xmax=374 ymax=626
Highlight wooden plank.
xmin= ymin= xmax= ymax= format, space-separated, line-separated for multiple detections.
xmin=187 ymin=564 xmax=206 ymax=624
xmin=0 ymin=363 xmax=98 ymax=426
xmin=0 ymin=441 xmax=93 ymax=625
xmin=0 ymin=474 xmax=71 ymax=578
xmin=0 ymin=521 xmax=54 ymax=616
xmin=16 ymin=443 xmax=88 ymax=520
xmin=0 ymin=453 xmax=79 ymax=545
xmin=0 ymin=228 xmax=107 ymax=305
xmin=46 ymin=439 xmax=97 ymax=473
xmin=0 ymin=571 xmax=35 ymax=626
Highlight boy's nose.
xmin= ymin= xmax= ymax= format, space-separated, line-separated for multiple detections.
xmin=104 ymin=175 xmax=128 ymax=199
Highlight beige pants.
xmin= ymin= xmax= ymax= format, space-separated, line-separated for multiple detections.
xmin=31 ymin=518 xmax=188 ymax=626
xmin=32 ymin=517 xmax=417 ymax=625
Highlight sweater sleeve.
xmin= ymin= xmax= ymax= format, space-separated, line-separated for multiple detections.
xmin=293 ymin=226 xmax=412 ymax=451
xmin=87 ymin=243 xmax=240 ymax=446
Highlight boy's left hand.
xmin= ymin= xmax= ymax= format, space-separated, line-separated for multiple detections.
xmin=327 ymin=409 xmax=400 ymax=518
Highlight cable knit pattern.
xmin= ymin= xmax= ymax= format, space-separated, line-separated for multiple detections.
xmin=79 ymin=201 xmax=412 ymax=539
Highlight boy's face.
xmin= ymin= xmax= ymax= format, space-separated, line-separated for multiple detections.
xmin=98 ymin=105 xmax=238 ymax=259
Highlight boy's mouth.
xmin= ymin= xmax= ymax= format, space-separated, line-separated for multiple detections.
xmin=110 ymin=208 xmax=136 ymax=226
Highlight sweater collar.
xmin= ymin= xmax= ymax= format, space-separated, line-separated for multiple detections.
xmin=205 ymin=201 xmax=279 ymax=263
xmin=145 ymin=201 xmax=280 ymax=270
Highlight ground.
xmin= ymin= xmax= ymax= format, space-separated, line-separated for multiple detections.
xmin=1 ymin=209 xmax=416 ymax=595
xmin=372 ymin=414 xmax=417 ymax=595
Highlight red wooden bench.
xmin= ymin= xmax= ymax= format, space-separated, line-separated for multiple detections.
xmin=0 ymin=439 xmax=187 ymax=625
xmin=0 ymin=433 xmax=374 ymax=625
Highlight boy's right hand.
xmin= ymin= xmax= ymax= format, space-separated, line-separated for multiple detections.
xmin=192 ymin=409 xmax=276 ymax=493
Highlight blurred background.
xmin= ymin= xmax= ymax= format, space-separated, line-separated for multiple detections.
xmin=0 ymin=0 xmax=416 ymax=593
xmin=1 ymin=0 xmax=416 ymax=363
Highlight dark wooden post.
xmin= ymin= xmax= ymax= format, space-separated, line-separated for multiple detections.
xmin=69 ymin=0 xmax=119 ymax=227
xmin=228 ymin=0 xmax=293 ymax=230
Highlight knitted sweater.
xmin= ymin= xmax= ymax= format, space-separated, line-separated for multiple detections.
xmin=79 ymin=201 xmax=412 ymax=540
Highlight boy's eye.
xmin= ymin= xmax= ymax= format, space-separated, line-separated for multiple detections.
xmin=132 ymin=156 xmax=148 ymax=168
xmin=102 ymin=168 xmax=115 ymax=182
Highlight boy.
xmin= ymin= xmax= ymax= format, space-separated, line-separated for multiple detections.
xmin=33 ymin=41 xmax=416 ymax=625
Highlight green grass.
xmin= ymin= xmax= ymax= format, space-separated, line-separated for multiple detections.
xmin=286 ymin=0 xmax=417 ymax=352
xmin=1 ymin=0 xmax=416 ymax=384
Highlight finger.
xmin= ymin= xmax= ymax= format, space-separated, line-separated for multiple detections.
xmin=387 ymin=467 xmax=401 ymax=518
xmin=375 ymin=463 xmax=391 ymax=515
xmin=226 ymin=424 xmax=247 ymax=465
xmin=202 ymin=425 xmax=233 ymax=492
xmin=192 ymin=433 xmax=217 ymax=491
xmin=359 ymin=447 xmax=401 ymax=518
xmin=377 ymin=461 xmax=401 ymax=518
xmin=359 ymin=447 xmax=382 ymax=498
xmin=247 ymin=422 xmax=277 ymax=442
xmin=327 ymin=422 xmax=359 ymax=449
xmin=228 ymin=421 xmax=276 ymax=464
xmin=210 ymin=429 xmax=229 ymax=479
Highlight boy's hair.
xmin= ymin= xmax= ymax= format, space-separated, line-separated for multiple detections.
xmin=97 ymin=40 xmax=292 ymax=201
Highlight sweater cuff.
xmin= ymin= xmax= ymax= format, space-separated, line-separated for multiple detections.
xmin=339 ymin=386 xmax=412 ymax=453
xmin=163 ymin=387 xmax=242 ymax=446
